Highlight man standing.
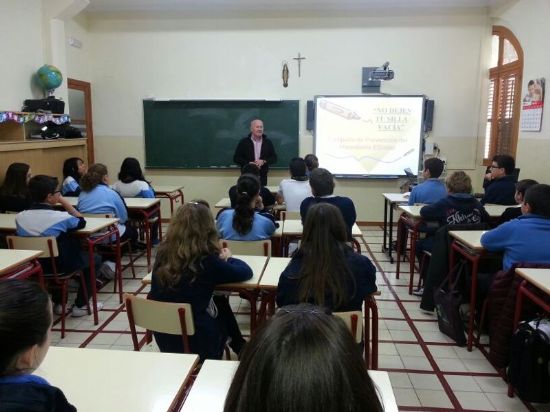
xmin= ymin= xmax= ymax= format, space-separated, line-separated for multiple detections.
xmin=233 ymin=119 xmax=277 ymax=186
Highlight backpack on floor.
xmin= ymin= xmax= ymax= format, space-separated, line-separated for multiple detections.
xmin=507 ymin=318 xmax=550 ymax=403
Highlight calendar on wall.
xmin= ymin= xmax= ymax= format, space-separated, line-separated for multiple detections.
xmin=521 ymin=77 xmax=545 ymax=132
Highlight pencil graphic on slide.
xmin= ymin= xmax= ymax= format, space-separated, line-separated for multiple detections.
xmin=319 ymin=100 xmax=361 ymax=120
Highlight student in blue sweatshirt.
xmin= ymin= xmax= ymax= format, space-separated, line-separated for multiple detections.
xmin=407 ymin=157 xmax=447 ymax=205
xmin=16 ymin=175 xmax=102 ymax=316
xmin=0 ymin=280 xmax=76 ymax=411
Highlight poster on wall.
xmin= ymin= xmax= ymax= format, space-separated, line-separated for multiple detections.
xmin=520 ymin=77 xmax=545 ymax=132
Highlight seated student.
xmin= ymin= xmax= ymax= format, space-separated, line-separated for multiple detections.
xmin=418 ymin=171 xmax=490 ymax=256
xmin=224 ymin=304 xmax=383 ymax=412
xmin=217 ymin=174 xmax=276 ymax=241
xmin=407 ymin=157 xmax=447 ymax=205
xmin=277 ymin=203 xmax=376 ymax=311
xmin=300 ymin=168 xmax=356 ymax=240
xmin=304 ymin=153 xmax=319 ymax=177
xmin=149 ymin=201 xmax=252 ymax=360
xmin=481 ymin=184 xmax=550 ymax=271
xmin=276 ymin=157 xmax=312 ymax=212
xmin=77 ymin=163 xmax=138 ymax=247
xmin=15 ymin=175 xmax=101 ymax=316
xmin=111 ymin=157 xmax=155 ymax=198
xmin=0 ymin=162 xmax=32 ymax=213
xmin=0 ymin=280 xmax=76 ymax=411
xmin=498 ymin=179 xmax=538 ymax=224
xmin=61 ymin=157 xmax=86 ymax=197
xmin=229 ymin=163 xmax=275 ymax=209
xmin=481 ymin=154 xmax=517 ymax=205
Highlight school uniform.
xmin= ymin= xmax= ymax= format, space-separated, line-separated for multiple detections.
xmin=407 ymin=178 xmax=447 ymax=205
xmin=111 ymin=180 xmax=155 ymax=198
xmin=300 ymin=195 xmax=357 ymax=240
xmin=277 ymin=179 xmax=311 ymax=212
xmin=276 ymin=247 xmax=377 ymax=311
xmin=228 ymin=185 xmax=275 ymax=208
xmin=149 ymin=255 xmax=252 ymax=360
xmin=481 ymin=214 xmax=550 ymax=271
xmin=61 ymin=176 xmax=81 ymax=197
xmin=481 ymin=175 xmax=516 ymax=205
xmin=216 ymin=209 xmax=276 ymax=240
xmin=0 ymin=193 xmax=31 ymax=213
xmin=16 ymin=204 xmax=92 ymax=307
xmin=77 ymin=183 xmax=129 ymax=237
xmin=0 ymin=374 xmax=76 ymax=412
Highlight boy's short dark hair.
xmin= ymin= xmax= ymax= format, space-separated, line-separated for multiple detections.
xmin=424 ymin=158 xmax=444 ymax=178
xmin=493 ymin=154 xmax=516 ymax=175
xmin=310 ymin=168 xmax=335 ymax=197
xmin=304 ymin=154 xmax=319 ymax=171
xmin=241 ymin=163 xmax=261 ymax=176
xmin=289 ymin=157 xmax=307 ymax=178
xmin=524 ymin=184 xmax=550 ymax=218
xmin=516 ymin=179 xmax=538 ymax=197
xmin=28 ymin=175 xmax=59 ymax=203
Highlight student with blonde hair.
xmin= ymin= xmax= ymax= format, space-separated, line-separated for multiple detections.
xmin=149 ymin=201 xmax=252 ymax=360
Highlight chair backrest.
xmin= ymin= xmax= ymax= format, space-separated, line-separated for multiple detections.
xmin=221 ymin=239 xmax=272 ymax=257
xmin=333 ymin=311 xmax=363 ymax=343
xmin=280 ymin=210 xmax=301 ymax=221
xmin=6 ymin=236 xmax=59 ymax=258
xmin=124 ymin=293 xmax=195 ymax=336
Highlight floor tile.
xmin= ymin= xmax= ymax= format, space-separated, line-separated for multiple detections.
xmin=454 ymin=391 xmax=496 ymax=410
xmin=473 ymin=376 xmax=510 ymax=394
xmin=415 ymin=389 xmax=453 ymax=408
xmin=434 ymin=357 xmax=468 ymax=372
xmin=393 ymin=388 xmax=421 ymax=407
xmin=485 ymin=392 xmax=529 ymax=411
xmin=395 ymin=343 xmax=425 ymax=357
xmin=444 ymin=375 xmax=482 ymax=392
xmin=401 ymin=356 xmax=433 ymax=371
xmin=407 ymin=373 xmax=443 ymax=390
xmin=378 ymin=355 xmax=405 ymax=369
xmin=428 ymin=345 xmax=458 ymax=358
xmin=387 ymin=372 xmax=412 ymax=389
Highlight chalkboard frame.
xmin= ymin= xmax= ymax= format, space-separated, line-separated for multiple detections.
xmin=143 ymin=99 xmax=299 ymax=169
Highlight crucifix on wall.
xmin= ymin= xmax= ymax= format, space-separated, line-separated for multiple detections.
xmin=293 ymin=53 xmax=306 ymax=77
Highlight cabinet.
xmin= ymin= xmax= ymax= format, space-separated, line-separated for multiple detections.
xmin=0 ymin=111 xmax=87 ymax=182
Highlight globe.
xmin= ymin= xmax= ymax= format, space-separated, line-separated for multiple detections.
xmin=36 ymin=64 xmax=63 ymax=93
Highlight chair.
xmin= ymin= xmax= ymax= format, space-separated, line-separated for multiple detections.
xmin=333 ymin=311 xmax=363 ymax=344
xmin=81 ymin=212 xmax=137 ymax=303
xmin=220 ymin=239 xmax=271 ymax=257
xmin=7 ymin=236 xmax=90 ymax=339
xmin=124 ymin=293 xmax=194 ymax=352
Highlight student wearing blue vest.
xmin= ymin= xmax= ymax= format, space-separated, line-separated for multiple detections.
xmin=111 ymin=157 xmax=155 ymax=198
xmin=0 ymin=280 xmax=76 ymax=411
xmin=15 ymin=175 xmax=102 ymax=317
xmin=481 ymin=183 xmax=550 ymax=270
xmin=407 ymin=157 xmax=447 ymax=205
xmin=61 ymin=157 xmax=86 ymax=197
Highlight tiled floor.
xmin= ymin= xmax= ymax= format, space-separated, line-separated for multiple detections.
xmin=50 ymin=224 xmax=547 ymax=411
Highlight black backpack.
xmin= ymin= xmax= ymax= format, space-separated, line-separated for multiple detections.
xmin=507 ymin=318 xmax=550 ymax=403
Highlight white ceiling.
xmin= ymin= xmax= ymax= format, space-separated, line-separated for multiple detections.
xmin=85 ymin=0 xmax=512 ymax=13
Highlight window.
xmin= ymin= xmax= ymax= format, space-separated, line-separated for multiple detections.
xmin=483 ymin=26 xmax=523 ymax=165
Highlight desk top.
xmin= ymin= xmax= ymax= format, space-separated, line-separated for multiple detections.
xmin=484 ymin=204 xmax=518 ymax=217
xmin=383 ymin=193 xmax=409 ymax=203
xmin=282 ymin=219 xmax=362 ymax=238
xmin=65 ymin=197 xmax=160 ymax=209
xmin=258 ymin=257 xmax=291 ymax=289
xmin=0 ymin=214 xmax=118 ymax=235
xmin=397 ymin=205 xmax=422 ymax=218
xmin=449 ymin=230 xmax=487 ymax=251
xmin=36 ymin=347 xmax=198 ymax=412
xmin=154 ymin=185 xmax=184 ymax=194
xmin=181 ymin=360 xmax=398 ymax=412
xmin=0 ymin=249 xmax=43 ymax=275
xmin=265 ymin=185 xmax=278 ymax=194
xmin=215 ymin=198 xmax=231 ymax=209
xmin=515 ymin=268 xmax=550 ymax=295
xmin=399 ymin=204 xmax=514 ymax=219
xmin=217 ymin=255 xmax=268 ymax=288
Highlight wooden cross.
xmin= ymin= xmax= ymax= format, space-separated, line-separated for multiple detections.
xmin=293 ymin=53 xmax=306 ymax=77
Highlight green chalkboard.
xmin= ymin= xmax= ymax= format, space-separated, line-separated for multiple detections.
xmin=143 ymin=100 xmax=299 ymax=169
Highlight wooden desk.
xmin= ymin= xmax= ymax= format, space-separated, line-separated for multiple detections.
xmin=36 ymin=347 xmax=198 ymax=412
xmin=182 ymin=360 xmax=398 ymax=412
xmin=394 ymin=205 xmax=423 ymax=284
xmin=215 ymin=198 xmax=231 ymax=209
xmin=382 ymin=193 xmax=409 ymax=263
xmin=154 ymin=185 xmax=184 ymax=216
xmin=0 ymin=249 xmax=44 ymax=285
xmin=448 ymin=230 xmax=488 ymax=351
xmin=258 ymin=257 xmax=291 ymax=290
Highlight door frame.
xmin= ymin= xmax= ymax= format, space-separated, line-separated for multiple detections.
xmin=67 ymin=78 xmax=94 ymax=164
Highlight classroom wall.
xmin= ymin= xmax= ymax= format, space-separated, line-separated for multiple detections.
xmin=0 ymin=0 xmax=44 ymax=109
xmin=491 ymin=0 xmax=550 ymax=184
xmin=73 ymin=10 xmax=493 ymax=222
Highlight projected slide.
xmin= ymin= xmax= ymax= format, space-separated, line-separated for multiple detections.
xmin=314 ymin=95 xmax=425 ymax=177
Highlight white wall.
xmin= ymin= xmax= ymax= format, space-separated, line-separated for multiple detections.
xmin=491 ymin=0 xmax=550 ymax=184
xmin=83 ymin=11 xmax=490 ymax=221
xmin=0 ymin=0 xmax=44 ymax=109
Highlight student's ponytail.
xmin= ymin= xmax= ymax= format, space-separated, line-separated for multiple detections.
xmin=80 ymin=163 xmax=108 ymax=192
xmin=233 ymin=174 xmax=260 ymax=235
